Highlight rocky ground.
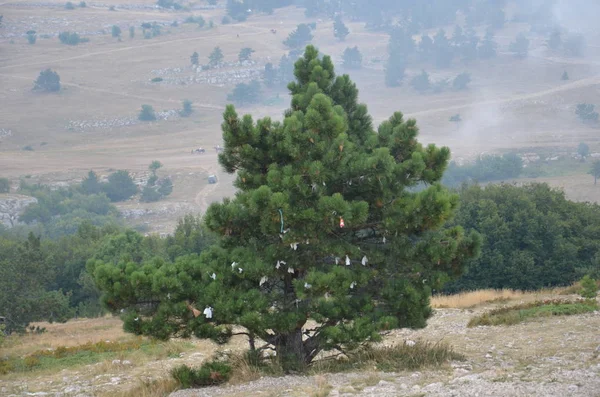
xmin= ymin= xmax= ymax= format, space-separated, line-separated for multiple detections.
xmin=2 ymin=299 xmax=599 ymax=397
xmin=171 ymin=306 xmax=600 ymax=397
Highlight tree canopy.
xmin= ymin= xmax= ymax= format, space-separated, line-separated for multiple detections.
xmin=91 ymin=45 xmax=480 ymax=371
xmin=445 ymin=183 xmax=600 ymax=292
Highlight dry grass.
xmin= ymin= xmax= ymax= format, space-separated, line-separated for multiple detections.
xmin=431 ymin=287 xmax=570 ymax=309
xmin=105 ymin=377 xmax=179 ymax=397
xmin=467 ymin=298 xmax=598 ymax=327
xmin=1 ymin=316 xmax=130 ymax=357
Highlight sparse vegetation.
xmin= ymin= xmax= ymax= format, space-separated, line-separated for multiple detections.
xmin=171 ymin=361 xmax=232 ymax=388
xmin=0 ymin=177 xmax=10 ymax=193
xmin=208 ymin=46 xmax=224 ymax=67
xmin=138 ymin=104 xmax=157 ymax=121
xmin=467 ymin=299 xmax=598 ymax=327
xmin=342 ymin=46 xmax=362 ymax=69
xmin=33 ymin=69 xmax=61 ymax=92
xmin=283 ymin=23 xmax=313 ymax=48
xmin=333 ymin=16 xmax=349 ymax=41
xmin=576 ymin=103 xmax=599 ymax=123
xmin=190 ymin=51 xmax=199 ymax=66
xmin=238 ymin=47 xmax=254 ymax=63
xmin=579 ymin=275 xmax=598 ymax=299
xmin=509 ymin=33 xmax=529 ymax=58
xmin=111 ymin=25 xmax=121 ymax=38
xmin=180 ymin=99 xmax=193 ymax=117
xmin=58 ymin=31 xmax=86 ymax=45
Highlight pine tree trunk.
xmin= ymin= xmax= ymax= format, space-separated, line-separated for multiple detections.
xmin=276 ymin=329 xmax=307 ymax=372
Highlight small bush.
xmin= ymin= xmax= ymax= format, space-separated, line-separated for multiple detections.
xmin=0 ymin=177 xmax=10 ymax=193
xmin=449 ymin=114 xmax=462 ymax=122
xmin=22 ymin=145 xmax=34 ymax=151
xmin=580 ymin=275 xmax=598 ymax=299
xmin=151 ymin=77 xmax=163 ymax=83
xmin=79 ymin=1 xmax=86 ymax=7
xmin=468 ymin=299 xmax=598 ymax=327
xmin=65 ymin=1 xmax=75 ymax=9
xmin=138 ymin=104 xmax=157 ymax=121
xmin=27 ymin=33 xmax=37 ymax=44
xmin=221 ymin=15 xmax=231 ymax=24
xmin=171 ymin=361 xmax=232 ymax=388
xmin=58 ymin=31 xmax=82 ymax=45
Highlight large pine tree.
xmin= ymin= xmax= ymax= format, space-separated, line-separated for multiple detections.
xmin=91 ymin=46 xmax=480 ymax=371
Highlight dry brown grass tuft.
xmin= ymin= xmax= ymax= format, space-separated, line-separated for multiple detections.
xmin=105 ymin=377 xmax=179 ymax=397
xmin=431 ymin=287 xmax=571 ymax=309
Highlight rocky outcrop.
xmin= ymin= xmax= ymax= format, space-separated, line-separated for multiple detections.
xmin=0 ymin=194 xmax=37 ymax=228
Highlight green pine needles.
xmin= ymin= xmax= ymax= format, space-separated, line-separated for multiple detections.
xmin=90 ymin=46 xmax=480 ymax=372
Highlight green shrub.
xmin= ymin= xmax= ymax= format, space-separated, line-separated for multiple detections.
xmin=580 ymin=275 xmax=598 ymax=299
xmin=171 ymin=361 xmax=231 ymax=388
xmin=151 ymin=77 xmax=163 ymax=83
xmin=65 ymin=1 xmax=75 ymax=9
xmin=0 ymin=177 xmax=9 ymax=193
xmin=468 ymin=299 xmax=598 ymax=327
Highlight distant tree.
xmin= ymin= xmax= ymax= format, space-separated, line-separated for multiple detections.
xmin=149 ymin=160 xmax=163 ymax=175
xmin=208 ymin=46 xmax=224 ymax=67
xmin=79 ymin=1 xmax=86 ymax=7
xmin=547 ymin=29 xmax=561 ymax=50
xmin=578 ymin=142 xmax=590 ymax=162
xmin=449 ymin=114 xmax=462 ymax=122
xmin=27 ymin=32 xmax=37 ymax=44
xmin=561 ymin=71 xmax=569 ymax=80
xmin=157 ymin=177 xmax=173 ymax=197
xmin=589 ymin=161 xmax=600 ymax=185
xmin=451 ymin=25 xmax=465 ymax=48
xmin=226 ymin=0 xmax=247 ymax=21
xmin=65 ymin=1 xmax=75 ymax=9
xmin=208 ymin=0 xmax=217 ymax=4
xmin=478 ymin=29 xmax=497 ymax=59
xmin=103 ymin=170 xmax=138 ymax=202
xmin=263 ymin=63 xmax=277 ymax=87
xmin=138 ymin=104 xmax=157 ymax=121
xmin=563 ymin=33 xmax=585 ymax=57
xmin=111 ymin=25 xmax=121 ymax=38
xmin=576 ymin=103 xmax=599 ymax=123
xmin=129 ymin=26 xmax=135 ymax=38
xmin=151 ymin=23 xmax=161 ymax=37
xmin=221 ymin=15 xmax=231 ymax=24
xmin=342 ymin=46 xmax=362 ymax=69
xmin=58 ymin=31 xmax=82 ymax=45
xmin=238 ymin=47 xmax=255 ymax=63
xmin=386 ymin=27 xmax=413 ymax=87
xmin=462 ymin=28 xmax=479 ymax=61
xmin=433 ymin=29 xmax=453 ymax=68
xmin=227 ymin=80 xmax=261 ymax=105
xmin=509 ymin=33 xmax=529 ymax=58
xmin=190 ymin=51 xmax=199 ymax=66
xmin=283 ymin=23 xmax=313 ymax=48
xmin=410 ymin=70 xmax=430 ymax=92
xmin=0 ymin=177 xmax=9 ymax=193
xmin=33 ymin=69 xmax=61 ymax=92
xmin=452 ymin=72 xmax=471 ymax=90
xmin=196 ymin=16 xmax=206 ymax=28
xmin=81 ymin=170 xmax=102 ymax=195
xmin=278 ymin=53 xmax=296 ymax=87
xmin=181 ymin=99 xmax=193 ymax=117
xmin=419 ymin=34 xmax=434 ymax=62
xmin=0 ymin=16 xmax=3 ymax=26
xmin=333 ymin=16 xmax=349 ymax=41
